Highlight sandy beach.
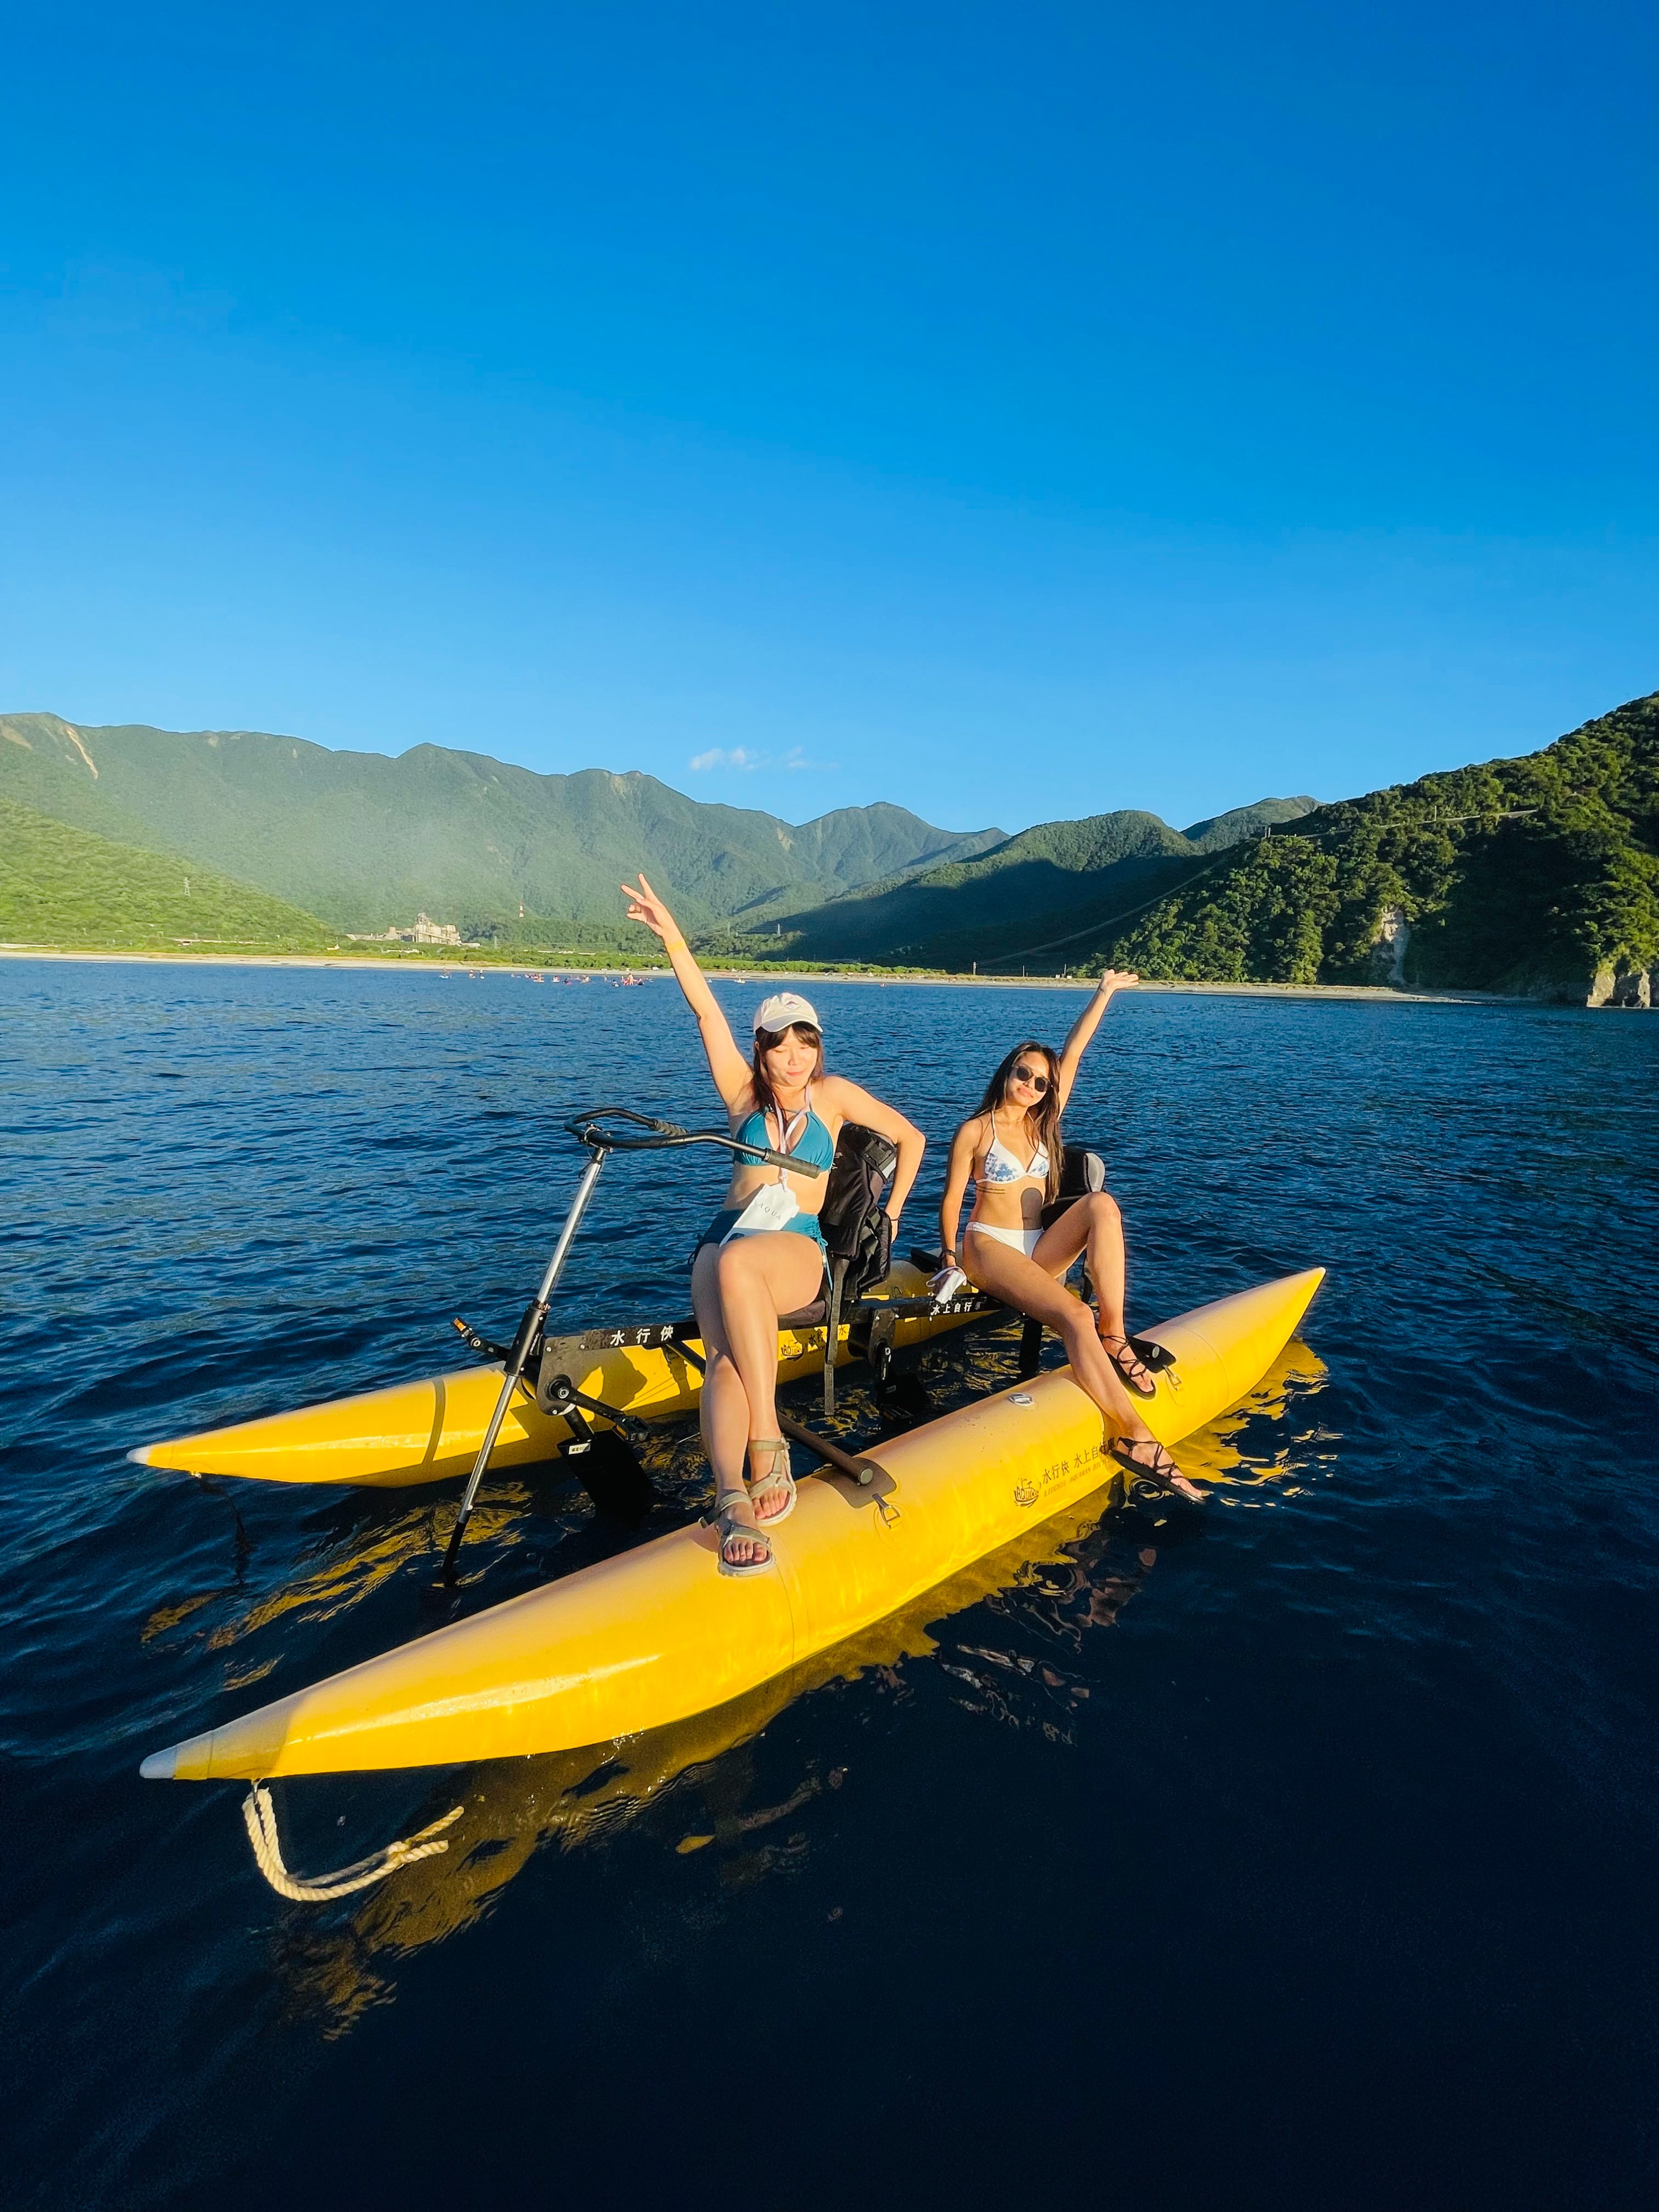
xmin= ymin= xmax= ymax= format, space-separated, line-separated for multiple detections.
xmin=0 ymin=945 xmax=1501 ymax=1004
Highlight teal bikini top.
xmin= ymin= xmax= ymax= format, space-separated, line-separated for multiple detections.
xmin=734 ymin=1090 xmax=836 ymax=1173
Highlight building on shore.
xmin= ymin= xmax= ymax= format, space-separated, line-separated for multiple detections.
xmin=346 ymin=912 xmax=469 ymax=947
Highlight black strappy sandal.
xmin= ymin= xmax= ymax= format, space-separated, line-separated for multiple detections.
xmin=1099 ymin=1333 xmax=1158 ymax=1399
xmin=1108 ymin=1436 xmax=1204 ymax=1504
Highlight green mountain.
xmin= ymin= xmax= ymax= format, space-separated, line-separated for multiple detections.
xmin=1016 ymin=693 xmax=1659 ymax=1001
xmin=1181 ymin=798 xmax=1328 ymax=852
xmin=0 ymin=713 xmax=1005 ymax=937
xmin=24 ymin=690 xmax=1646 ymax=999
xmin=758 ymin=796 xmax=1316 ymax=964
xmin=0 ymin=797 xmax=333 ymax=950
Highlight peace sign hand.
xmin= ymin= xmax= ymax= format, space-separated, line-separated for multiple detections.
xmin=620 ymin=874 xmax=682 ymax=947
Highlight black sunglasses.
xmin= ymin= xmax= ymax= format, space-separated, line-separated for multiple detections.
xmin=1012 ymin=1062 xmax=1050 ymax=1093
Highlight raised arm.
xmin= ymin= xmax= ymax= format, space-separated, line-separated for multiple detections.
xmin=1055 ymin=970 xmax=1138 ymax=1109
xmin=621 ymin=874 xmax=752 ymax=1111
xmin=937 ymin=1117 xmax=982 ymax=1266
xmin=823 ymin=1080 xmax=926 ymax=1227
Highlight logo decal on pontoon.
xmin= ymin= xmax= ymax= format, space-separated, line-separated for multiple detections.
xmin=1013 ymin=1479 xmax=1038 ymax=1507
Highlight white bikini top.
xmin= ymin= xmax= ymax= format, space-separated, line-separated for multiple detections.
xmin=979 ymin=1123 xmax=1050 ymax=1186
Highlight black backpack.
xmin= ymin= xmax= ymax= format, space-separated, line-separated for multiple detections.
xmin=817 ymin=1123 xmax=896 ymax=1413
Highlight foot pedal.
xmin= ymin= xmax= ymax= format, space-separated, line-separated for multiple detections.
xmin=1128 ymin=1334 xmax=1181 ymax=1391
xmin=877 ymin=1373 xmax=933 ymax=1427
xmin=569 ymin=1429 xmax=655 ymax=1525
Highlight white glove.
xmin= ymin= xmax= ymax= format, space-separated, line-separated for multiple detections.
xmin=928 ymin=1264 xmax=968 ymax=1306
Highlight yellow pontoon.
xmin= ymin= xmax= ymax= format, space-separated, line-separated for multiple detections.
xmin=140 ymin=1266 xmax=1323 ymax=1784
xmin=127 ymin=1257 xmax=985 ymax=1486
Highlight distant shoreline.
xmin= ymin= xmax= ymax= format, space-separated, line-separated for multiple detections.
xmin=0 ymin=946 xmax=1501 ymax=1004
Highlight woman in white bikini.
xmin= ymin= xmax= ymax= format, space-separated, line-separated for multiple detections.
xmin=936 ymin=972 xmax=1202 ymax=1502
xmin=623 ymin=874 xmax=927 ymax=1574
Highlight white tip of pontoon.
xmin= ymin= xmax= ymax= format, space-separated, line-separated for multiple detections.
xmin=140 ymin=1745 xmax=178 ymax=1780
xmin=126 ymin=1446 xmax=152 ymax=1466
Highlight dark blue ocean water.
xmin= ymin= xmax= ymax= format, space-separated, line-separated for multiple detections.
xmin=3 ymin=958 xmax=1657 ymax=2212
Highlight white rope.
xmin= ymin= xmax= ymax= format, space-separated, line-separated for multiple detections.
xmin=242 ymin=1783 xmax=465 ymax=1903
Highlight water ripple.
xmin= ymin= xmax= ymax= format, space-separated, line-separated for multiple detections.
xmin=3 ymin=961 xmax=1657 ymax=2211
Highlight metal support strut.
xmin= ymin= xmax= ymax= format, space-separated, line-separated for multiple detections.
xmin=434 ymin=1108 xmax=819 ymax=1584
xmin=437 ymin=1146 xmax=609 ymax=1583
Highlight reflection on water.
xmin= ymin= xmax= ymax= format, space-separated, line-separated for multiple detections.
xmin=255 ymin=1336 xmax=1327 ymax=2036
xmin=141 ymin=1489 xmax=536 ymax=1668
xmin=13 ymin=968 xmax=1656 ymax=2212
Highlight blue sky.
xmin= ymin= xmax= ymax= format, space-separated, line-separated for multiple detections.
xmin=3 ymin=0 xmax=1655 ymax=834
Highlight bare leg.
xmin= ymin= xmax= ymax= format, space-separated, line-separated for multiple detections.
xmin=1034 ymin=1192 xmax=1154 ymax=1392
xmin=1077 ymin=1191 xmax=1128 ymax=1338
xmin=691 ymin=1247 xmax=750 ymax=1482
xmin=692 ymin=1233 xmax=824 ymax=1566
xmin=691 ymin=1249 xmax=774 ymax=1568
xmin=964 ymin=1231 xmax=1202 ymax=1501
xmin=716 ymin=1233 xmax=823 ymax=1442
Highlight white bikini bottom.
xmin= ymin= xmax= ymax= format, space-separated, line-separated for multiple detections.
xmin=967 ymin=1222 xmax=1042 ymax=1259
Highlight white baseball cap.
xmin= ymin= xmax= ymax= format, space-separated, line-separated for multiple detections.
xmin=753 ymin=990 xmax=822 ymax=1035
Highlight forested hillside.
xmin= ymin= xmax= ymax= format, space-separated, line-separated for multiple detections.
xmin=11 ymin=695 xmax=1650 ymax=998
xmin=1086 ymin=695 xmax=1658 ymax=999
xmin=755 ymin=796 xmax=1314 ymax=963
xmin=0 ymin=798 xmax=332 ymax=950
xmin=0 ymin=714 xmax=1003 ymax=936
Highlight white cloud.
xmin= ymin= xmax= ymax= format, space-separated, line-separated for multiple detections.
xmin=688 ymin=745 xmax=765 ymax=770
xmin=688 ymin=744 xmax=835 ymax=773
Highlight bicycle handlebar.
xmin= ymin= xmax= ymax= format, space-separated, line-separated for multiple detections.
xmin=563 ymin=1106 xmax=826 ymax=1177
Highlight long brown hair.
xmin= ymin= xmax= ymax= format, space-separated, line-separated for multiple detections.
xmin=975 ymin=1039 xmax=1064 ymax=1200
xmin=750 ymin=1022 xmax=825 ymax=1124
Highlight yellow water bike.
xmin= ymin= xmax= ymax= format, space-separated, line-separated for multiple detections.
xmin=134 ymin=1107 xmax=1326 ymax=1903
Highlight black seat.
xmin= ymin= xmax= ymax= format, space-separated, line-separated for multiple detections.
xmin=1042 ymin=1144 xmax=1107 ymax=1226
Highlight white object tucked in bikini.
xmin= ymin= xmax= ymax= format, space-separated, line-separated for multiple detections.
xmin=722 ymin=1100 xmax=811 ymax=1241
xmin=724 ymin=1181 xmax=800 ymax=1239
xmin=967 ymin=1223 xmax=1042 ymax=1259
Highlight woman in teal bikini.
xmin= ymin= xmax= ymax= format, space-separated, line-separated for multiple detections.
xmin=623 ymin=875 xmax=926 ymax=1574
xmin=936 ymin=973 xmax=1202 ymax=1503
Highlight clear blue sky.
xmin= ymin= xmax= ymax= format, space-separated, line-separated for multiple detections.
xmin=3 ymin=1 xmax=1655 ymax=834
